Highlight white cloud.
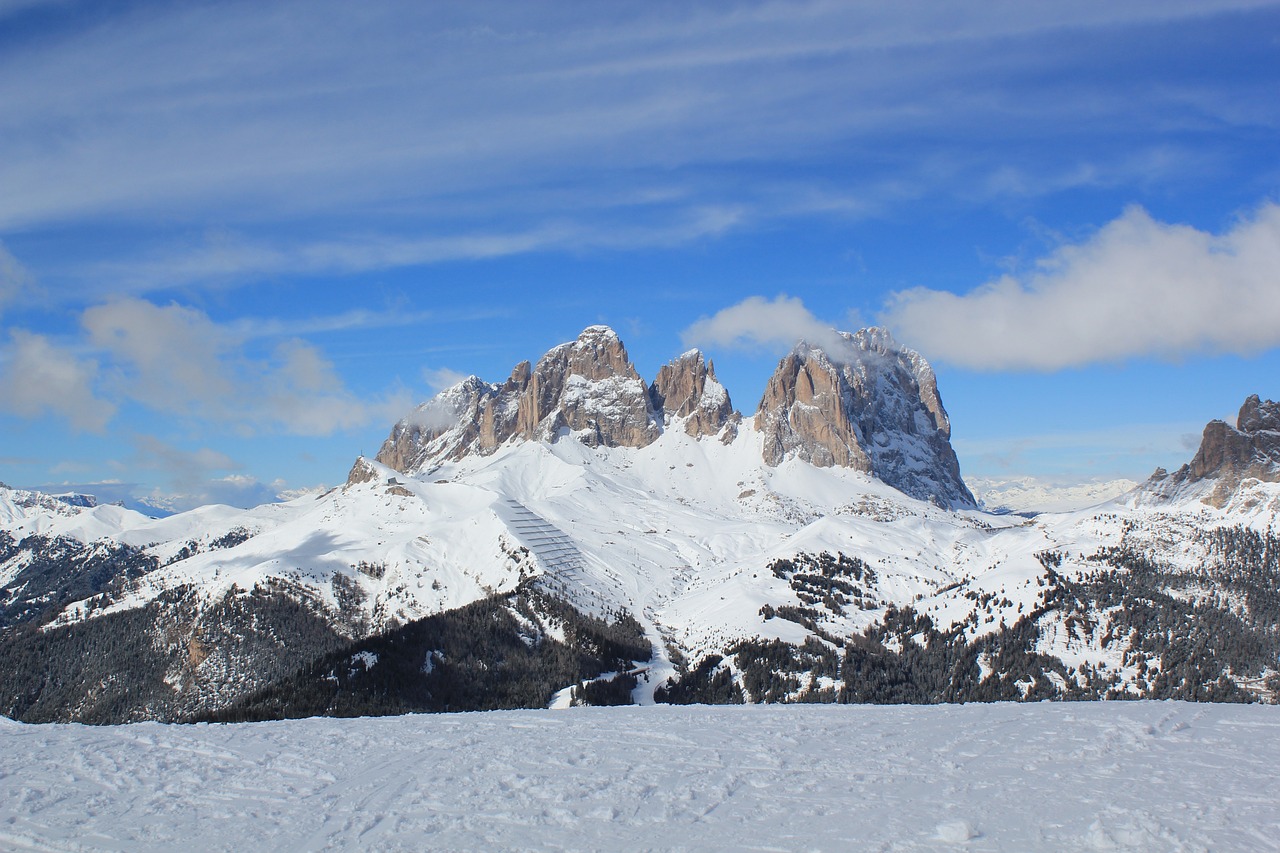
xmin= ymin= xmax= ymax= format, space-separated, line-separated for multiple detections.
xmin=882 ymin=202 xmax=1280 ymax=370
xmin=0 ymin=240 xmax=36 ymax=313
xmin=84 ymin=208 xmax=748 ymax=292
xmin=681 ymin=295 xmax=853 ymax=357
xmin=82 ymin=298 xmax=238 ymax=414
xmin=423 ymin=367 xmax=470 ymax=391
xmin=0 ymin=0 xmax=1271 ymax=277
xmin=78 ymin=297 xmax=403 ymax=435
xmin=0 ymin=330 xmax=115 ymax=431
xmin=128 ymin=435 xmax=280 ymax=511
xmin=131 ymin=434 xmax=238 ymax=481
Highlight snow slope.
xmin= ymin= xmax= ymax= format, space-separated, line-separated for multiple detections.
xmin=0 ymin=486 xmax=149 ymax=542
xmin=10 ymin=420 xmax=1280 ymax=703
xmin=968 ymin=476 xmax=1140 ymax=514
xmin=2 ymin=702 xmax=1277 ymax=852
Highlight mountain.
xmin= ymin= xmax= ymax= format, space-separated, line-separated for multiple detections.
xmin=968 ymin=476 xmax=1140 ymax=515
xmin=1142 ymin=394 xmax=1280 ymax=511
xmin=377 ymin=326 xmax=663 ymax=471
xmin=379 ymin=324 xmax=970 ymax=507
xmin=754 ymin=328 xmax=973 ymax=508
xmin=3 ymin=333 xmax=1279 ymax=723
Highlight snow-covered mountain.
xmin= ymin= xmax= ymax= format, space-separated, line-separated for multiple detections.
xmin=378 ymin=325 xmax=970 ymax=508
xmin=968 ymin=476 xmax=1140 ymax=514
xmin=3 ymin=327 xmax=1279 ymax=722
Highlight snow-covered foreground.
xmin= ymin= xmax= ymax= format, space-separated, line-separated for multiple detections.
xmin=2 ymin=703 xmax=1277 ymax=852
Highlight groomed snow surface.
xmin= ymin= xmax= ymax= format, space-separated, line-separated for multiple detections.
xmin=3 ymin=702 xmax=1277 ymax=852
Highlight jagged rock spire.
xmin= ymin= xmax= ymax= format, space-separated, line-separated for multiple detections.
xmin=1148 ymin=394 xmax=1280 ymax=507
xmin=375 ymin=324 xmax=974 ymax=508
xmin=377 ymin=326 xmax=660 ymax=471
xmin=649 ymin=349 xmax=738 ymax=440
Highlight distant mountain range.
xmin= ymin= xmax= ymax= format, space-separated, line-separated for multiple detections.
xmin=967 ymin=476 xmax=1139 ymax=515
xmin=3 ymin=327 xmax=1279 ymax=722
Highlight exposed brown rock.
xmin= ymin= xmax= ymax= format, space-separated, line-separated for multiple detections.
xmin=377 ymin=326 xmax=660 ymax=472
xmin=1163 ymin=394 xmax=1280 ymax=506
xmin=515 ymin=326 xmax=660 ymax=448
xmin=649 ymin=350 xmax=736 ymax=438
xmin=753 ymin=328 xmax=973 ymax=507
xmin=756 ymin=349 xmax=869 ymax=469
xmin=373 ymin=324 xmax=973 ymax=507
xmin=346 ymin=457 xmax=380 ymax=485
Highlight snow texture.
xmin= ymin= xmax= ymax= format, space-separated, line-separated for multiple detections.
xmin=967 ymin=476 xmax=1140 ymax=514
xmin=1 ymin=702 xmax=1277 ymax=851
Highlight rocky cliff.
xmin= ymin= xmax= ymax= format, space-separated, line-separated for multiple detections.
xmin=649 ymin=350 xmax=738 ymax=440
xmin=754 ymin=328 xmax=974 ymax=508
xmin=378 ymin=326 xmax=661 ymax=472
xmin=377 ymin=324 xmax=973 ymax=507
xmin=1148 ymin=395 xmax=1280 ymax=507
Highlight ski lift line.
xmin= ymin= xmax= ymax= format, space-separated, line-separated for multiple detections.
xmin=498 ymin=496 xmax=628 ymax=614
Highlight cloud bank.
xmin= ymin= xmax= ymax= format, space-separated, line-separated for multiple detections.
xmin=883 ymin=202 xmax=1280 ymax=370
xmin=0 ymin=330 xmax=115 ymax=431
xmin=681 ymin=295 xmax=852 ymax=357
xmin=2 ymin=1 xmax=1275 ymax=290
xmin=0 ymin=297 xmax=410 ymax=436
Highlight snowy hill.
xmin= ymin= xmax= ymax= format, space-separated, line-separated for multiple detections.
xmin=3 ymin=328 xmax=1280 ymax=722
xmin=968 ymin=476 xmax=1139 ymax=514
xmin=3 ymin=702 xmax=1278 ymax=851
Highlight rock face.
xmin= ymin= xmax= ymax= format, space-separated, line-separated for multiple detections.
xmin=377 ymin=326 xmax=661 ymax=472
xmin=649 ymin=350 xmax=738 ymax=440
xmin=1154 ymin=395 xmax=1280 ymax=507
xmin=754 ymin=328 xmax=974 ymax=508
xmin=376 ymin=324 xmax=974 ymax=507
xmin=516 ymin=325 xmax=660 ymax=449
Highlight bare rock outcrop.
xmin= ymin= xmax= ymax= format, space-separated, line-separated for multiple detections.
xmin=1151 ymin=395 xmax=1280 ymax=507
xmin=515 ymin=325 xmax=660 ymax=449
xmin=346 ymin=456 xmax=380 ymax=485
xmin=375 ymin=323 xmax=974 ymax=506
xmin=754 ymin=328 xmax=974 ymax=508
xmin=649 ymin=350 xmax=738 ymax=439
xmin=376 ymin=326 xmax=660 ymax=472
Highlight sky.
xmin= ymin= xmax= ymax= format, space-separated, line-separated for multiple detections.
xmin=1 ymin=0 xmax=1278 ymax=512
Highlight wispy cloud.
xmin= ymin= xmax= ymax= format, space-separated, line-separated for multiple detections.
xmin=423 ymin=367 xmax=469 ymax=392
xmin=953 ymin=421 xmax=1206 ymax=481
xmin=0 ymin=329 xmax=115 ymax=431
xmin=78 ymin=207 xmax=746 ymax=292
xmin=0 ymin=0 xmax=1273 ymax=283
xmin=0 ymin=240 xmax=37 ymax=314
xmin=883 ymin=202 xmax=1280 ymax=370
xmin=1 ymin=297 xmax=413 ymax=436
xmin=81 ymin=297 xmax=413 ymax=435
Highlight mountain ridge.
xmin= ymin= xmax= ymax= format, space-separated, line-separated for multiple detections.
xmin=378 ymin=324 xmax=973 ymax=508
xmin=4 ymin=356 xmax=1280 ymax=721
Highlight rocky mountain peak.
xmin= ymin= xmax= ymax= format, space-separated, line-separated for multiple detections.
xmin=649 ymin=349 xmax=738 ymax=440
xmin=1237 ymin=394 xmax=1280 ymax=434
xmin=754 ymin=328 xmax=973 ymax=507
xmin=374 ymin=323 xmax=973 ymax=506
xmin=376 ymin=326 xmax=661 ymax=472
xmin=1175 ymin=395 xmax=1280 ymax=502
xmin=1141 ymin=394 xmax=1280 ymax=508
xmin=514 ymin=324 xmax=660 ymax=449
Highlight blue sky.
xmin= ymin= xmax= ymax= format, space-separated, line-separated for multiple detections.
xmin=1 ymin=0 xmax=1278 ymax=510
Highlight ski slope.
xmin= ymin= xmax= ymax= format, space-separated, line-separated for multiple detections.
xmin=8 ymin=420 xmax=1280 ymax=694
xmin=2 ymin=702 xmax=1277 ymax=851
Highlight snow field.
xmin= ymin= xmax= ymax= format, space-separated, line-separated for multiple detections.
xmin=2 ymin=701 xmax=1278 ymax=852
xmin=10 ymin=431 xmax=1280 ymax=703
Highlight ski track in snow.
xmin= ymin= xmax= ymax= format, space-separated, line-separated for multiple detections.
xmin=2 ymin=702 xmax=1278 ymax=852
